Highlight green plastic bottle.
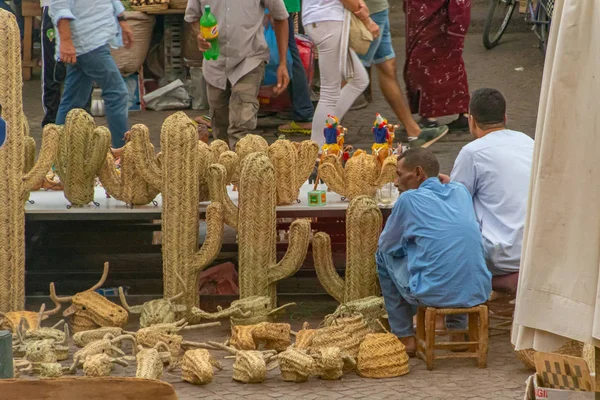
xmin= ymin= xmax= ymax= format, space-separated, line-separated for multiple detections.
xmin=200 ymin=5 xmax=219 ymax=60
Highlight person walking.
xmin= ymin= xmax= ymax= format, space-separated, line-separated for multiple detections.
xmin=40 ymin=0 xmax=66 ymax=127
xmin=357 ymin=0 xmax=448 ymax=148
xmin=50 ymin=0 xmax=133 ymax=153
xmin=301 ymin=0 xmax=377 ymax=147
xmin=277 ymin=0 xmax=314 ymax=135
xmin=404 ymin=0 xmax=471 ymax=132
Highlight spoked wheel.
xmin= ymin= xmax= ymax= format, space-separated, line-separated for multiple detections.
xmin=535 ymin=1 xmax=551 ymax=54
xmin=483 ymin=0 xmax=518 ymax=49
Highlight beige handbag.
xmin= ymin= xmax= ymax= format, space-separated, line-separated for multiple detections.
xmin=349 ymin=12 xmax=374 ymax=56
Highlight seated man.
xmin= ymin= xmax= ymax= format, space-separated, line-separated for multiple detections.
xmin=377 ymin=148 xmax=492 ymax=352
xmin=443 ymin=88 xmax=534 ymax=280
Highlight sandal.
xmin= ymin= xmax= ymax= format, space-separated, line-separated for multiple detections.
xmin=278 ymin=121 xmax=312 ymax=135
xmin=194 ymin=115 xmax=212 ymax=132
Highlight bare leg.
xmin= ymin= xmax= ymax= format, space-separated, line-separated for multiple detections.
xmin=375 ymin=58 xmax=421 ymax=138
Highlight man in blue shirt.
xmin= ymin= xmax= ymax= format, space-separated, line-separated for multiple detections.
xmin=377 ymin=148 xmax=491 ymax=353
xmin=50 ymin=0 xmax=134 ymax=153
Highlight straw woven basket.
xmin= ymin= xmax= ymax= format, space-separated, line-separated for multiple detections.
xmin=132 ymin=3 xmax=168 ymax=11
xmin=312 ymin=324 xmax=360 ymax=359
xmin=514 ymin=340 xmax=584 ymax=371
xmin=278 ymin=348 xmax=314 ymax=382
xmin=357 ymin=333 xmax=409 ymax=378
xmin=232 ymin=351 xmax=267 ymax=383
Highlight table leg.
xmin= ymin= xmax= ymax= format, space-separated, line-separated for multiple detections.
xmin=22 ymin=15 xmax=33 ymax=81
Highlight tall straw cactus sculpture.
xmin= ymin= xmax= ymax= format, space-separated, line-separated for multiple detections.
xmin=208 ymin=152 xmax=311 ymax=309
xmin=319 ymin=151 xmax=397 ymax=200
xmin=131 ymin=112 xmax=224 ymax=309
xmin=313 ymin=195 xmax=383 ymax=303
xmin=0 ymin=10 xmax=59 ymax=311
xmin=55 ymin=109 xmax=111 ymax=206
xmin=98 ymin=125 xmax=160 ymax=206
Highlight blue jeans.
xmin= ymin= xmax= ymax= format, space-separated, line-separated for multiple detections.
xmin=287 ymin=14 xmax=314 ymax=122
xmin=359 ymin=9 xmax=395 ymax=68
xmin=376 ymin=250 xmax=467 ymax=338
xmin=56 ymin=45 xmax=128 ymax=148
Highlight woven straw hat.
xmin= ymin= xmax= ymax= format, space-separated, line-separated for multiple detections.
xmin=357 ymin=332 xmax=409 ymax=378
xmin=278 ymin=348 xmax=314 ymax=382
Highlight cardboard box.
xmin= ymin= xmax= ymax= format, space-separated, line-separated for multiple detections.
xmin=525 ymin=375 xmax=595 ymax=400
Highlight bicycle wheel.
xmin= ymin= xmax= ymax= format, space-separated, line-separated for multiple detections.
xmin=535 ymin=1 xmax=551 ymax=54
xmin=483 ymin=0 xmax=518 ymax=49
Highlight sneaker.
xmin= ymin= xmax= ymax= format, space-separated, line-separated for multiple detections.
xmin=278 ymin=121 xmax=312 ymax=135
xmin=418 ymin=117 xmax=439 ymax=128
xmin=447 ymin=114 xmax=469 ymax=132
xmin=407 ymin=125 xmax=449 ymax=149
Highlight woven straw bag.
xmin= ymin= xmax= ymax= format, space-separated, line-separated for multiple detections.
xmin=357 ymin=332 xmax=409 ymax=378
xmin=348 ymin=12 xmax=373 ymax=56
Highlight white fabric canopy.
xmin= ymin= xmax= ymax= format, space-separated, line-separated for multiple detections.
xmin=512 ymin=0 xmax=600 ymax=351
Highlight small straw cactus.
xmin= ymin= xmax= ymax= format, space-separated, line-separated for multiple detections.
xmin=208 ymin=153 xmax=311 ymax=313
xmin=0 ymin=9 xmax=60 ymax=312
xmin=313 ymin=196 xmax=383 ymax=303
xmin=131 ymin=113 xmax=224 ymax=310
xmin=54 ymin=109 xmax=111 ymax=206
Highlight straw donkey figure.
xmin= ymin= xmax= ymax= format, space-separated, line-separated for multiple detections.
xmin=206 ymin=152 xmax=311 ymax=317
xmin=0 ymin=10 xmax=60 ymax=312
xmin=131 ymin=112 xmax=224 ymax=310
xmin=54 ymin=109 xmax=111 ymax=206
xmin=313 ymin=195 xmax=383 ymax=303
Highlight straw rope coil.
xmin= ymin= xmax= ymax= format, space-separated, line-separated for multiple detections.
xmin=314 ymin=196 xmax=382 ymax=303
xmin=278 ymin=348 xmax=314 ymax=382
xmin=514 ymin=340 xmax=584 ymax=371
xmin=357 ymin=333 xmax=409 ymax=378
xmin=319 ymin=152 xmax=397 ymax=200
xmin=232 ymin=350 xmax=269 ymax=383
xmin=207 ymin=154 xmax=311 ymax=313
xmin=131 ymin=113 xmax=224 ymax=310
xmin=0 ymin=10 xmax=59 ymax=312
xmin=98 ymin=126 xmax=160 ymax=206
xmin=181 ymin=349 xmax=222 ymax=385
xmin=55 ymin=109 xmax=110 ymax=206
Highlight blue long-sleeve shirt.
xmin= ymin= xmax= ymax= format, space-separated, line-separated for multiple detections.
xmin=379 ymin=178 xmax=491 ymax=308
xmin=50 ymin=0 xmax=124 ymax=58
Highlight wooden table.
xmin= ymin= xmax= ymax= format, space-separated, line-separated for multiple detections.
xmin=21 ymin=0 xmax=40 ymax=81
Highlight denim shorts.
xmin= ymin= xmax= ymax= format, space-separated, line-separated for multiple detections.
xmin=359 ymin=9 xmax=395 ymax=67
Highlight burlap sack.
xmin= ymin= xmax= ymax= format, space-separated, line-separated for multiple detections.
xmin=111 ymin=11 xmax=156 ymax=76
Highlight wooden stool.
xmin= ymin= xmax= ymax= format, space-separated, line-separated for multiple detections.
xmin=416 ymin=305 xmax=489 ymax=370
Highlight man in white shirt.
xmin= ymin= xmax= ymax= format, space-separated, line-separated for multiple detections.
xmin=441 ymin=88 xmax=534 ymax=277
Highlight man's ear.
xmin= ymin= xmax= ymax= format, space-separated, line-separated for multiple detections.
xmin=415 ymin=165 xmax=427 ymax=181
xmin=504 ymin=114 xmax=507 ymax=125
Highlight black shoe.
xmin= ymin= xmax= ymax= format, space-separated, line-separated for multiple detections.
xmin=447 ymin=114 xmax=469 ymax=132
xmin=418 ymin=117 xmax=439 ymax=128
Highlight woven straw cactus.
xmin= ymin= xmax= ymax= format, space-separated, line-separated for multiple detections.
xmin=54 ymin=109 xmax=111 ymax=206
xmin=357 ymin=333 xmax=409 ymax=378
xmin=319 ymin=152 xmax=396 ymax=200
xmin=98 ymin=126 xmax=160 ymax=206
xmin=0 ymin=10 xmax=60 ymax=312
xmin=132 ymin=114 xmax=224 ymax=310
xmin=216 ymin=134 xmax=268 ymax=186
xmin=232 ymin=350 xmax=268 ymax=383
xmin=181 ymin=349 xmax=222 ymax=385
xmin=267 ymin=139 xmax=319 ymax=205
xmin=208 ymin=153 xmax=311 ymax=313
xmin=83 ymin=353 xmax=128 ymax=377
xmin=278 ymin=347 xmax=314 ymax=382
xmin=314 ymin=196 xmax=382 ymax=303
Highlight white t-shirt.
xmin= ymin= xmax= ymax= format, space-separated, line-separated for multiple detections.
xmin=41 ymin=0 xmax=52 ymax=8
xmin=450 ymin=129 xmax=534 ymax=275
xmin=302 ymin=0 xmax=344 ymax=26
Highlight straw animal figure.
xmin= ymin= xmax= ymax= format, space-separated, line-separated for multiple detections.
xmin=312 ymin=347 xmax=356 ymax=380
xmin=313 ymin=196 xmax=382 ymax=303
xmin=0 ymin=296 xmax=62 ymax=333
xmin=278 ymin=347 xmax=314 ymax=382
xmin=13 ymin=359 xmax=33 ymax=377
xmin=0 ymin=10 xmax=60 ymax=312
xmin=329 ymin=296 xmax=387 ymax=332
xmin=119 ymin=272 xmax=188 ymax=328
xmin=229 ymin=322 xmax=291 ymax=352
xmin=98 ymin=125 xmax=160 ymax=206
xmin=357 ymin=332 xmax=409 ymax=378
xmin=39 ymin=362 xmax=69 ymax=379
xmin=72 ymin=327 xmax=128 ymax=348
xmin=232 ymin=350 xmax=278 ymax=384
xmin=190 ymin=295 xmax=295 ymax=326
xmin=318 ymin=151 xmax=396 ymax=200
xmin=207 ymin=153 xmax=311 ymax=316
xmin=181 ymin=349 xmax=222 ymax=385
xmin=83 ymin=353 xmax=129 ymax=377
xmin=50 ymin=262 xmax=129 ymax=333
xmin=136 ymin=342 xmax=171 ymax=380
xmin=131 ymin=113 xmax=224 ymax=310
xmin=54 ymin=109 xmax=111 ymax=206
xmin=70 ymin=333 xmax=137 ymax=372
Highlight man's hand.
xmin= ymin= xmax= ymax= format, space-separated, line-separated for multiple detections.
xmin=366 ymin=18 xmax=380 ymax=38
xmin=120 ymin=21 xmax=134 ymax=49
xmin=196 ymin=33 xmax=211 ymax=52
xmin=59 ymin=39 xmax=77 ymax=64
xmin=273 ymin=64 xmax=290 ymax=96
xmin=438 ymin=173 xmax=451 ymax=184
xmin=353 ymin=0 xmax=370 ymax=20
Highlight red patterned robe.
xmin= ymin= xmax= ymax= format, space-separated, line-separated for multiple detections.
xmin=403 ymin=0 xmax=471 ymax=118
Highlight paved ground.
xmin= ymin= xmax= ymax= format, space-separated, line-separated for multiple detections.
xmin=18 ymin=2 xmax=543 ymax=398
